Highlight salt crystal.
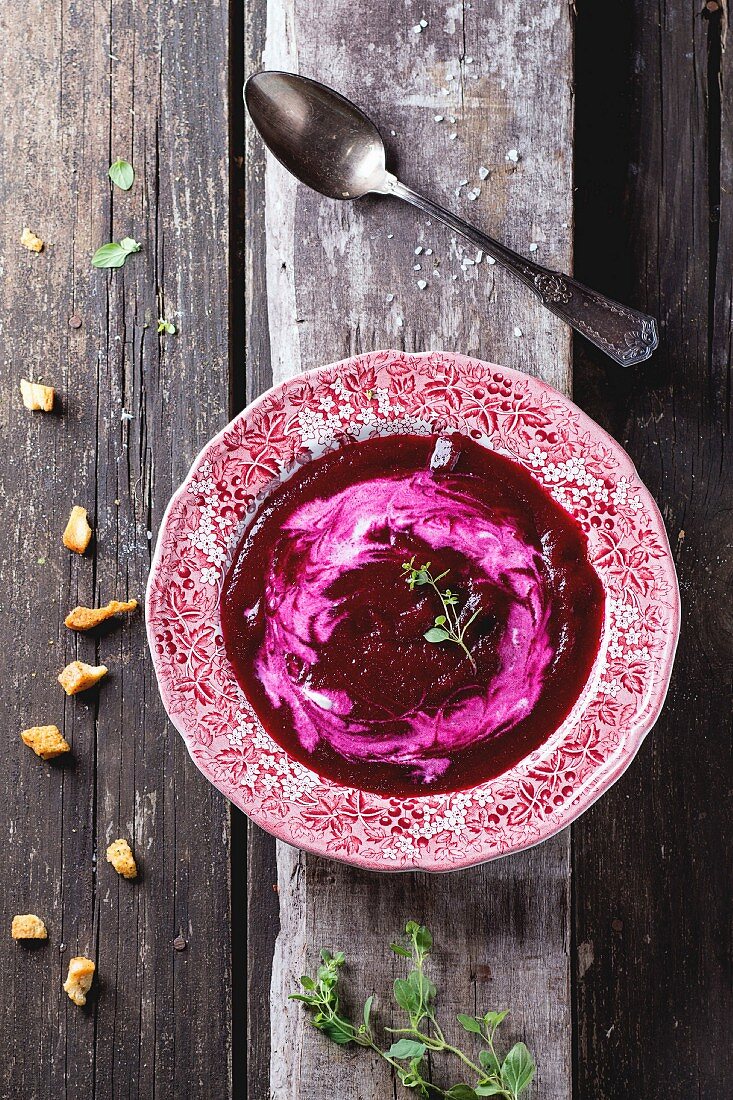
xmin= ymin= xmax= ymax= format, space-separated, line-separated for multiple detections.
xmin=452 ymin=274 xmax=459 ymax=280
xmin=420 ymin=18 xmax=428 ymax=27
xmin=425 ymin=248 xmax=433 ymax=255
xmin=475 ymin=251 xmax=483 ymax=263
xmin=513 ymin=326 xmax=523 ymax=337
xmin=414 ymin=246 xmax=423 ymax=255
xmin=467 ymin=188 xmax=480 ymax=200
xmin=414 ymin=264 xmax=422 ymax=270
xmin=446 ymin=73 xmax=454 ymax=81
xmin=449 ymin=132 xmax=457 ymax=141
xmin=417 ymin=279 xmax=427 ymax=289
xmin=390 ymin=130 xmax=396 ymax=137
xmin=396 ymin=316 xmax=404 ymax=327
xmin=465 ymin=57 xmax=474 ymax=64
xmin=462 ymin=258 xmax=475 ymax=266
xmin=486 ymin=256 xmax=496 ymax=264
xmin=529 ymin=243 xmax=538 ymax=252
xmin=121 ymin=408 xmax=133 ymax=421
xmin=441 ymin=88 xmax=450 ymax=96
xmin=387 ymin=232 xmax=394 ymax=239
xmin=458 ymin=178 xmax=468 ymax=186
xmin=506 ymin=148 xmax=520 ymax=163
xmin=146 ymin=530 xmax=153 ymax=541
xmin=412 ymin=23 xmax=423 ymax=33
xmin=448 ymin=115 xmax=456 ymax=123
xmin=434 ymin=115 xmax=444 ymax=122
xmin=478 ymin=166 xmax=490 ymax=180
xmin=385 ymin=293 xmax=394 ymax=302
xmin=561 ymin=221 xmax=568 ymax=228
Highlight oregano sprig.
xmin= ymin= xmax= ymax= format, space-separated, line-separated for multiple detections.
xmin=402 ymin=558 xmax=480 ymax=671
xmin=291 ymin=922 xmax=536 ymax=1099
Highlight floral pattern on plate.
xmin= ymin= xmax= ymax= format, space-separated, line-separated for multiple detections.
xmin=146 ymin=350 xmax=680 ymax=871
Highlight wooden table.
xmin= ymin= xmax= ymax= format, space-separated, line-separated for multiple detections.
xmin=1 ymin=2 xmax=729 ymax=1098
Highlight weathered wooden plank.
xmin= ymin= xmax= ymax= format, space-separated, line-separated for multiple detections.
xmin=573 ymin=2 xmax=733 ymax=1097
xmin=249 ymin=2 xmax=576 ymax=1097
xmin=0 ymin=1 xmax=232 ymax=1096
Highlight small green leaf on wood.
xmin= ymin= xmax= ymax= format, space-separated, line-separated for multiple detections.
xmin=108 ymin=158 xmax=135 ymax=190
xmin=456 ymin=1012 xmax=483 ymax=1034
xmin=501 ymin=1042 xmax=536 ymax=1095
xmin=386 ymin=1039 xmax=426 ymax=1060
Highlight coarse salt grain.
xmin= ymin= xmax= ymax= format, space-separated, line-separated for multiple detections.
xmin=396 ymin=316 xmax=404 ymax=327
xmin=425 ymin=248 xmax=433 ymax=255
xmin=412 ymin=23 xmax=423 ymax=33
xmin=414 ymin=246 xmax=423 ymax=255
xmin=478 ymin=166 xmax=490 ymax=180
xmin=506 ymin=148 xmax=520 ymax=163
xmin=434 ymin=115 xmax=444 ymax=122
xmin=529 ymin=243 xmax=538 ymax=252
xmin=420 ymin=18 xmax=428 ymax=27
xmin=385 ymin=294 xmax=394 ymax=302
xmin=449 ymin=132 xmax=457 ymax=141
xmin=414 ymin=264 xmax=422 ymax=270
xmin=446 ymin=73 xmax=454 ymax=81
xmin=417 ymin=279 xmax=427 ymax=289
xmin=514 ymin=327 xmax=523 ymax=337
xmin=448 ymin=115 xmax=456 ymax=123
xmin=486 ymin=256 xmax=496 ymax=264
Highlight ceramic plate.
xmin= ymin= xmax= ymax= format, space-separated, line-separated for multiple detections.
xmin=146 ymin=350 xmax=680 ymax=871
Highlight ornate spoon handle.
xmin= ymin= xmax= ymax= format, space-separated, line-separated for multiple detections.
xmin=388 ymin=178 xmax=658 ymax=368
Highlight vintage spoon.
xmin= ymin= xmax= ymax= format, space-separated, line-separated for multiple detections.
xmin=245 ymin=71 xmax=658 ymax=367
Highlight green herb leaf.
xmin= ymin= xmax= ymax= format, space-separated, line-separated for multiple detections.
xmin=501 ymin=1042 xmax=536 ymax=1095
xmin=393 ymin=977 xmax=419 ymax=1015
xmin=91 ymin=237 xmax=141 ymax=269
xmin=299 ymin=975 xmax=315 ymax=990
xmin=480 ymin=1049 xmax=501 ymax=1077
xmin=446 ymin=1086 xmax=479 ymax=1100
xmin=484 ymin=1010 xmax=509 ymax=1032
xmin=424 ymin=626 xmax=450 ymax=643
xmin=457 ymin=1013 xmax=483 ymax=1034
xmin=319 ymin=1018 xmax=356 ymax=1045
xmin=475 ymin=1084 xmax=507 ymax=1097
xmin=108 ymin=158 xmax=135 ymax=190
xmin=390 ymin=943 xmax=412 ymax=958
xmin=157 ymin=317 xmax=176 ymax=335
xmin=412 ymin=925 xmax=433 ymax=955
xmin=363 ymin=995 xmax=373 ymax=1030
xmin=386 ymin=1039 xmax=426 ymax=1060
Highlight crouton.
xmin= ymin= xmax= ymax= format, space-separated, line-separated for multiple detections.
xmin=20 ymin=227 xmax=44 ymax=252
xmin=63 ymin=956 xmax=95 ymax=1006
xmin=62 ymin=506 xmax=92 ymax=554
xmin=58 ymin=661 xmax=108 ymax=695
xmin=65 ymin=599 xmax=137 ymax=631
xmin=20 ymin=378 xmax=55 ymax=412
xmin=106 ymin=838 xmax=137 ymax=880
xmin=21 ymin=724 xmax=70 ymax=760
xmin=11 ymin=914 xmax=48 ymax=940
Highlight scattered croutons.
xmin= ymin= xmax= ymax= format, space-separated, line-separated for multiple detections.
xmin=21 ymin=724 xmax=70 ymax=760
xmin=11 ymin=914 xmax=48 ymax=940
xmin=20 ymin=227 xmax=44 ymax=252
xmin=63 ymin=956 xmax=95 ymax=1006
xmin=62 ymin=506 xmax=92 ymax=554
xmin=106 ymin=838 xmax=137 ymax=880
xmin=58 ymin=660 xmax=108 ymax=695
xmin=65 ymin=599 xmax=137 ymax=632
xmin=20 ymin=378 xmax=55 ymax=412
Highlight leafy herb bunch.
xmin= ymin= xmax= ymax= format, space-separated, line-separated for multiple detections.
xmin=291 ymin=921 xmax=536 ymax=1099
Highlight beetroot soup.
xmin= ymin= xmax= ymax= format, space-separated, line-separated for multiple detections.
xmin=220 ymin=434 xmax=604 ymax=795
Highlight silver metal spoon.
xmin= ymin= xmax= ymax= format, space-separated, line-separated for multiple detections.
xmin=245 ymin=71 xmax=658 ymax=367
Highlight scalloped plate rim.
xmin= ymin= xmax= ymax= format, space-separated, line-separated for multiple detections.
xmin=146 ymin=350 xmax=681 ymax=872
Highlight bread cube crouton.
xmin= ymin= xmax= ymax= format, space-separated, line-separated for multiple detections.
xmin=62 ymin=506 xmax=92 ymax=554
xmin=58 ymin=661 xmax=108 ymax=695
xmin=20 ymin=378 xmax=55 ymax=412
xmin=11 ymin=914 xmax=48 ymax=940
xmin=65 ymin=599 xmax=138 ymax=631
xmin=63 ymin=956 xmax=95 ymax=1006
xmin=21 ymin=724 xmax=70 ymax=760
xmin=20 ymin=227 xmax=44 ymax=252
xmin=106 ymin=838 xmax=137 ymax=880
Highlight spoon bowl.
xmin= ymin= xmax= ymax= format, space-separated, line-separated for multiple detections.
xmin=245 ymin=71 xmax=390 ymax=200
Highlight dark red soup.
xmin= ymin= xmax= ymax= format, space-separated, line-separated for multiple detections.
xmin=220 ymin=434 xmax=604 ymax=796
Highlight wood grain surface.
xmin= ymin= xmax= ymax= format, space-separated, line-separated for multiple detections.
xmin=246 ymin=2 xmax=576 ymax=1098
xmin=0 ymin=1 xmax=233 ymax=1097
xmin=572 ymin=3 xmax=733 ymax=1098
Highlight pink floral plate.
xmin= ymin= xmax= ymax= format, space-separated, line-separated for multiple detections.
xmin=146 ymin=350 xmax=680 ymax=871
